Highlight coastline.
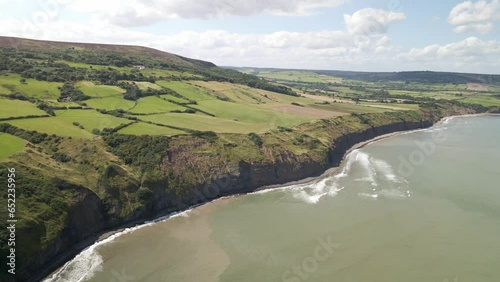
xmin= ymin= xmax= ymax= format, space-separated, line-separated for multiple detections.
xmin=39 ymin=113 xmax=496 ymax=281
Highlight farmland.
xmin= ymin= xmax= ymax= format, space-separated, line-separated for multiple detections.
xmin=0 ymin=73 xmax=63 ymax=99
xmin=1 ymin=42 xmax=498 ymax=141
xmin=0 ymin=133 xmax=27 ymax=161
xmin=0 ymin=98 xmax=47 ymax=118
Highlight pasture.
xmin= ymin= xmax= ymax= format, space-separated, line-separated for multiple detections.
xmin=54 ymin=109 xmax=131 ymax=131
xmin=0 ymin=73 xmax=63 ymax=99
xmin=77 ymin=81 xmax=124 ymax=97
xmin=0 ymin=133 xmax=27 ymax=161
xmin=0 ymin=98 xmax=47 ymax=118
xmin=85 ymin=96 xmax=136 ymax=111
xmin=128 ymin=96 xmax=187 ymax=114
xmin=117 ymin=122 xmax=186 ymax=136
xmin=7 ymin=117 xmax=93 ymax=138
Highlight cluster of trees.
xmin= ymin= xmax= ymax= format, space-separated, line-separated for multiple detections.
xmin=59 ymin=83 xmax=89 ymax=101
xmin=0 ymin=123 xmax=54 ymax=144
xmin=103 ymin=134 xmax=170 ymax=172
xmin=119 ymin=82 xmax=169 ymax=100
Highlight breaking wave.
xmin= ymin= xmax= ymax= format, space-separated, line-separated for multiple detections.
xmin=284 ymin=149 xmax=411 ymax=204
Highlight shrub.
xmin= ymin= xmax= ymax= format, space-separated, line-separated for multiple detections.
xmin=248 ymin=132 xmax=263 ymax=147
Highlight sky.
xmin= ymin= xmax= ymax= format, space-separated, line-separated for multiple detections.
xmin=0 ymin=0 xmax=499 ymax=73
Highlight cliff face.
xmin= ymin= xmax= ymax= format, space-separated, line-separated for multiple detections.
xmin=24 ymin=107 xmax=472 ymax=281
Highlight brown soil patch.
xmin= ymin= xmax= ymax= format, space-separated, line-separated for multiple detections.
xmin=467 ymin=83 xmax=489 ymax=92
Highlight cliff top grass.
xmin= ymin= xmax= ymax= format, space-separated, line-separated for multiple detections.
xmin=0 ymin=133 xmax=26 ymax=161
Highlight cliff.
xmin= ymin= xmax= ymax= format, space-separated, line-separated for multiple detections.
xmin=0 ymin=102 xmax=478 ymax=281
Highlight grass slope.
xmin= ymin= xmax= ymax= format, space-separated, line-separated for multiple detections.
xmin=0 ymin=133 xmax=27 ymax=161
xmin=0 ymin=98 xmax=47 ymax=118
xmin=77 ymin=81 xmax=124 ymax=97
xmin=117 ymin=122 xmax=186 ymax=136
xmin=0 ymin=73 xmax=63 ymax=99
xmin=129 ymin=96 xmax=187 ymax=114
xmin=54 ymin=109 xmax=131 ymax=131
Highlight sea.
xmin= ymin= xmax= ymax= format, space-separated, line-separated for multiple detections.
xmin=45 ymin=115 xmax=500 ymax=282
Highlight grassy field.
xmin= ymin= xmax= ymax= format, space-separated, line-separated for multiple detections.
xmin=54 ymin=109 xmax=131 ymax=131
xmin=192 ymin=99 xmax=312 ymax=129
xmin=117 ymin=122 xmax=187 ymax=136
xmin=120 ymin=81 xmax=162 ymax=91
xmin=128 ymin=96 xmax=187 ymax=114
xmin=85 ymin=96 xmax=136 ymax=111
xmin=156 ymin=81 xmax=216 ymax=101
xmin=3 ymin=66 xmax=490 ymax=139
xmin=0 ymin=133 xmax=27 ymax=161
xmin=141 ymin=69 xmax=202 ymax=79
xmin=55 ymin=60 xmax=133 ymax=72
xmin=7 ymin=117 xmax=93 ymax=138
xmin=0 ymin=73 xmax=63 ymax=99
xmin=138 ymin=113 xmax=267 ymax=133
xmin=77 ymin=81 xmax=124 ymax=97
xmin=159 ymin=94 xmax=191 ymax=104
xmin=0 ymin=98 xmax=48 ymax=118
xmin=310 ymin=102 xmax=389 ymax=114
xmin=459 ymin=96 xmax=500 ymax=107
xmin=191 ymin=81 xmax=317 ymax=105
xmin=257 ymin=71 xmax=343 ymax=83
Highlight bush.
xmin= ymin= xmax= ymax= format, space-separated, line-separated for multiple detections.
xmin=278 ymin=126 xmax=292 ymax=132
xmin=248 ymin=132 xmax=263 ymax=147
xmin=52 ymin=152 xmax=71 ymax=163
xmin=192 ymin=131 xmax=218 ymax=143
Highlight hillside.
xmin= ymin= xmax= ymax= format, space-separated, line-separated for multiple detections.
xmin=0 ymin=37 xmax=498 ymax=281
xmin=231 ymin=67 xmax=500 ymax=85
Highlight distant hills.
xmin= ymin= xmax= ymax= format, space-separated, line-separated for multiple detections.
xmin=0 ymin=36 xmax=215 ymax=68
xmin=228 ymin=67 xmax=500 ymax=86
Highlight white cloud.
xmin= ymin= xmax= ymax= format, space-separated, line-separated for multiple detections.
xmin=67 ymin=0 xmax=345 ymax=27
xmin=398 ymin=37 xmax=500 ymax=72
xmin=448 ymin=0 xmax=500 ymax=34
xmin=344 ymin=8 xmax=405 ymax=35
xmin=0 ymin=6 xmax=498 ymax=73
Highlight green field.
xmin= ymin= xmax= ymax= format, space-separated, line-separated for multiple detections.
xmin=159 ymin=94 xmax=191 ymax=104
xmin=139 ymin=113 xmax=263 ymax=133
xmin=54 ymin=109 xmax=131 ymax=131
xmin=77 ymin=81 xmax=124 ymax=97
xmin=0 ymin=73 xmax=63 ymax=99
xmin=0 ymin=133 xmax=27 ymax=161
xmin=120 ymin=81 xmax=162 ymax=91
xmin=129 ymin=96 xmax=187 ymax=114
xmin=310 ymin=103 xmax=390 ymax=114
xmin=257 ymin=71 xmax=342 ymax=83
xmin=191 ymin=81 xmax=316 ymax=105
xmin=55 ymin=60 xmax=133 ymax=72
xmin=459 ymin=96 xmax=500 ymax=107
xmin=0 ymin=98 xmax=48 ymax=118
xmin=7 ymin=117 xmax=93 ymax=138
xmin=117 ymin=122 xmax=186 ymax=136
xmin=85 ymin=96 xmax=136 ymax=111
xmin=156 ymin=81 xmax=216 ymax=101
xmin=141 ymin=69 xmax=202 ymax=79
xmin=193 ymin=99 xmax=312 ymax=129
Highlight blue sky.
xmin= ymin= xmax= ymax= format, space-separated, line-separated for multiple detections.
xmin=0 ymin=0 xmax=499 ymax=73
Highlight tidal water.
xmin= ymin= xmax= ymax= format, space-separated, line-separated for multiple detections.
xmin=45 ymin=115 xmax=500 ymax=282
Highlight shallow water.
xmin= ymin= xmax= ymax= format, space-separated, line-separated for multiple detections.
xmin=46 ymin=115 xmax=500 ymax=282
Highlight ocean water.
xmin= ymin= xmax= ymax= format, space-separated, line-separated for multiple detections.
xmin=45 ymin=115 xmax=500 ymax=282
